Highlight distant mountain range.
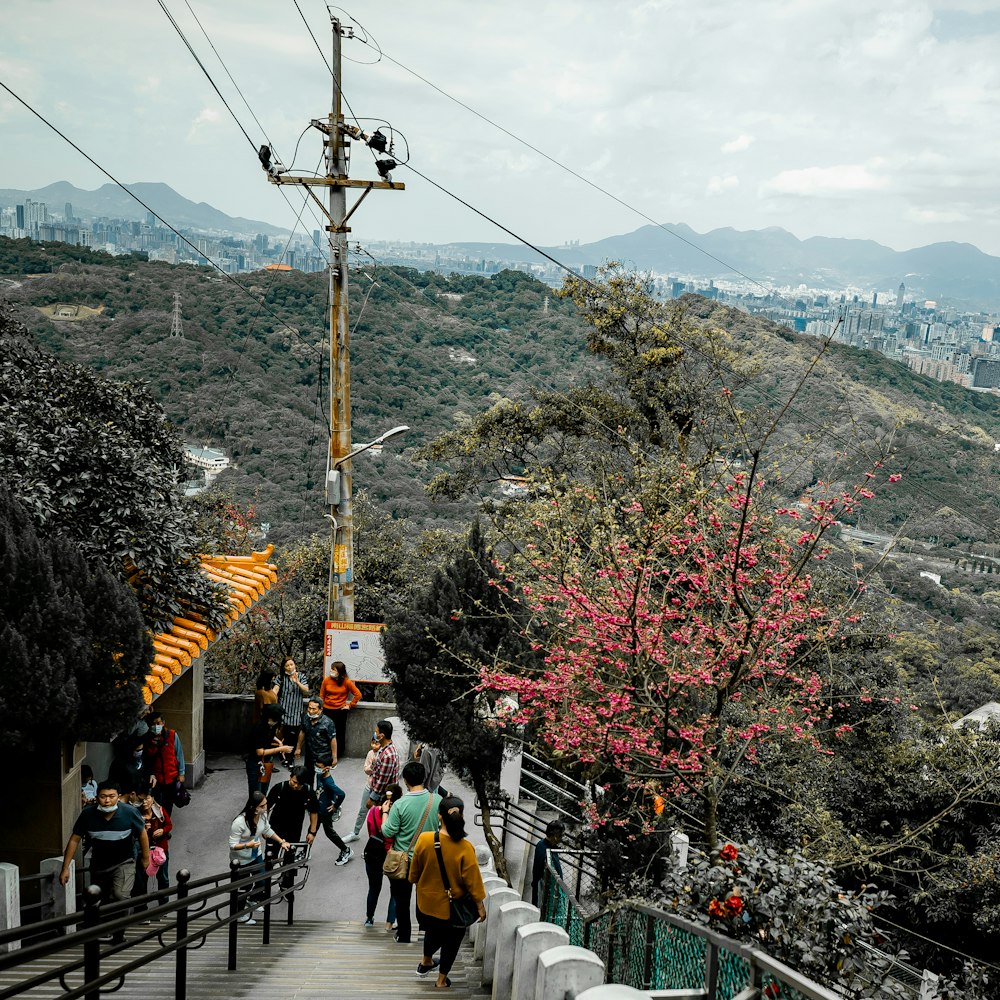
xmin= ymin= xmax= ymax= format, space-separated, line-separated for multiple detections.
xmin=449 ymin=225 xmax=1000 ymax=309
xmin=0 ymin=181 xmax=289 ymax=237
xmin=4 ymin=180 xmax=1000 ymax=307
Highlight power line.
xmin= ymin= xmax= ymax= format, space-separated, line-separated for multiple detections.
xmin=154 ymin=0 xmax=256 ymax=152
xmin=354 ymin=38 xmax=770 ymax=292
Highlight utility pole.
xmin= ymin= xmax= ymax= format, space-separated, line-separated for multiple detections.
xmin=260 ymin=14 xmax=403 ymax=624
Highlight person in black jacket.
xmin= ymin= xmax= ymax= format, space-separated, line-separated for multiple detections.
xmin=266 ymin=765 xmax=320 ymax=854
xmin=245 ymin=704 xmax=292 ymax=797
xmin=531 ymin=820 xmax=565 ymax=906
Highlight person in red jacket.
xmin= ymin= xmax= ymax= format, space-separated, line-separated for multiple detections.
xmin=144 ymin=710 xmax=185 ymax=815
xmin=319 ymin=660 xmax=361 ymax=760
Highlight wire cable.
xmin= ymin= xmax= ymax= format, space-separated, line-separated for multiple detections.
xmin=0 ymin=78 xmax=323 ymax=363
xmin=155 ymin=0 xmax=256 ymax=152
xmin=354 ymin=38 xmax=769 ymax=292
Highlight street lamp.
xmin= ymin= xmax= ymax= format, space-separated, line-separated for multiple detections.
xmin=325 ymin=424 xmax=410 ymax=622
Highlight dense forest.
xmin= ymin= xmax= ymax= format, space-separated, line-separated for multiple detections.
xmin=5 ymin=244 xmax=1000 ymax=993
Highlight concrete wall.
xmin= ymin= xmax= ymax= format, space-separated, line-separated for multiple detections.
xmin=0 ymin=740 xmax=83 ymax=874
xmin=203 ymin=695 xmax=396 ymax=759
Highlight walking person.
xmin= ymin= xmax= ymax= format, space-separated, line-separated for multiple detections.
xmin=295 ymin=699 xmax=353 ymax=866
xmin=245 ymin=703 xmax=292 ymax=797
xmin=59 ymin=779 xmax=150 ymax=943
xmin=276 ymin=657 xmax=310 ymax=766
xmin=228 ymin=791 xmax=291 ymax=924
xmin=319 ymin=659 xmax=361 ymax=760
xmin=266 ymin=765 xmax=321 ymax=854
xmin=345 ymin=719 xmax=399 ymax=844
xmin=380 ymin=761 xmax=440 ymax=944
xmin=130 ymin=779 xmax=173 ymax=912
xmin=143 ymin=710 xmax=185 ymax=815
xmin=414 ymin=742 xmax=448 ymax=797
xmin=531 ymin=820 xmax=565 ymax=906
xmin=410 ymin=796 xmax=487 ymax=988
xmin=363 ymin=783 xmax=401 ymax=930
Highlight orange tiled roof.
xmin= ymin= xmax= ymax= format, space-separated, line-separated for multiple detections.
xmin=141 ymin=545 xmax=278 ymax=704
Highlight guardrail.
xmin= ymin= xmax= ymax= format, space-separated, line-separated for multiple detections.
xmin=541 ymin=866 xmax=845 ymax=1000
xmin=0 ymin=844 xmax=311 ymax=1000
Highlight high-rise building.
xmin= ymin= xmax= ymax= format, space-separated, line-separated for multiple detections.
xmin=64 ymin=202 xmax=74 ymax=222
xmin=896 ymin=282 xmax=905 ymax=310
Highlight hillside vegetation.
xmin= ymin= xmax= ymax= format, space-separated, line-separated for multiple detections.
xmin=2 ymin=245 xmax=997 ymax=550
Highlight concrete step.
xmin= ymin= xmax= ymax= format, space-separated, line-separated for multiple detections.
xmin=0 ymin=916 xmax=489 ymax=1000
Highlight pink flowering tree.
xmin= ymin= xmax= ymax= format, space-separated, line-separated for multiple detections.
xmin=483 ymin=459 xmax=902 ymax=850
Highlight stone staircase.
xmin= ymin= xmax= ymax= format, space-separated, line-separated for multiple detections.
xmin=0 ymin=918 xmax=489 ymax=1000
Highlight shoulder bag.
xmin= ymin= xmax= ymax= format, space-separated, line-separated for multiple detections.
xmin=383 ymin=794 xmax=434 ymax=879
xmin=434 ymin=832 xmax=480 ymax=928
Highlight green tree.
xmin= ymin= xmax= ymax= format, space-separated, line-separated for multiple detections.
xmin=0 ymin=488 xmax=150 ymax=751
xmin=382 ymin=522 xmax=529 ymax=879
xmin=0 ymin=308 xmax=227 ymax=633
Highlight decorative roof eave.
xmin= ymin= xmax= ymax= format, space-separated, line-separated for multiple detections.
xmin=141 ymin=545 xmax=278 ymax=705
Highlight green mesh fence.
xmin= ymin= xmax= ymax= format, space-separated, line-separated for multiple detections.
xmin=650 ymin=915 xmax=707 ymax=990
xmin=612 ymin=909 xmax=649 ymax=987
xmin=583 ymin=909 xmax=612 ymax=961
xmin=545 ymin=865 xmax=826 ymax=1000
xmin=762 ymin=975 xmax=809 ymax=1000
xmin=717 ymin=947 xmax=752 ymax=1000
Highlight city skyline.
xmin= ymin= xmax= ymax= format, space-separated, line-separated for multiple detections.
xmin=2 ymin=2 xmax=1000 ymax=258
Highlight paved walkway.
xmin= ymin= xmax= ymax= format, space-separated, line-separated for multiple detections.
xmin=167 ymin=752 xmax=490 ymax=923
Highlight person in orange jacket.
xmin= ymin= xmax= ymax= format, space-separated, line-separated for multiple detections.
xmin=319 ymin=660 xmax=361 ymax=759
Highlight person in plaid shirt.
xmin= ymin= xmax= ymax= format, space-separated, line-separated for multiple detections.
xmin=345 ymin=719 xmax=400 ymax=843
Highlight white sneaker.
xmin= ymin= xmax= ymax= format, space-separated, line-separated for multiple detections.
xmin=343 ymin=833 xmax=360 ymax=843
xmin=238 ymin=915 xmax=257 ymax=925
xmin=335 ymin=847 xmax=354 ymax=866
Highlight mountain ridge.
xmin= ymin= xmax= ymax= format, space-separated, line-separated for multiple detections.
xmin=0 ymin=180 xmax=289 ymax=237
xmin=447 ymin=224 xmax=1000 ymax=308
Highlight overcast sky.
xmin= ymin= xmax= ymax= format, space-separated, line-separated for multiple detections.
xmin=2 ymin=0 xmax=1000 ymax=256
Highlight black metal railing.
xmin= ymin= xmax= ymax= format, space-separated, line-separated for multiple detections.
xmin=0 ymin=844 xmax=311 ymax=1000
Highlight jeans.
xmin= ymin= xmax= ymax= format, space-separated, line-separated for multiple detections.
xmin=308 ymin=766 xmax=347 ymax=852
xmin=364 ymin=844 xmax=397 ymax=924
xmin=352 ymin=785 xmax=373 ymax=836
xmin=388 ymin=877 xmax=414 ymax=941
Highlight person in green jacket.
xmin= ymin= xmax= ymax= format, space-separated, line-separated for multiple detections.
xmin=381 ymin=760 xmax=440 ymax=943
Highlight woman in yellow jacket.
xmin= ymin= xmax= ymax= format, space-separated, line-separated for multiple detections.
xmin=318 ymin=660 xmax=361 ymax=759
xmin=409 ymin=796 xmax=486 ymax=989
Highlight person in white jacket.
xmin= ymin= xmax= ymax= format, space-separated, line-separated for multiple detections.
xmin=228 ymin=791 xmax=290 ymax=924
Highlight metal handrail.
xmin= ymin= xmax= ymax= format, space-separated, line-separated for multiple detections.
xmin=543 ymin=867 xmax=844 ymax=1000
xmin=522 ymin=753 xmax=589 ymax=796
xmin=0 ymin=844 xmax=311 ymax=1000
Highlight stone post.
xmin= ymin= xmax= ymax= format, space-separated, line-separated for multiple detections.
xmin=576 ymin=986 xmax=649 ymax=1000
xmin=534 ymin=944 xmax=605 ymax=1000
xmin=0 ymin=863 xmax=20 ymax=951
xmin=482 ymin=886 xmax=520 ymax=985
xmin=475 ymin=875 xmax=510 ymax=955
xmin=40 ymin=857 xmax=75 ymax=919
xmin=492 ymin=901 xmax=540 ymax=1000
xmin=511 ymin=922 xmax=569 ymax=1000
xmin=671 ymin=831 xmax=690 ymax=870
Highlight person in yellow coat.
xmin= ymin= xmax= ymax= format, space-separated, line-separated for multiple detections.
xmin=409 ymin=796 xmax=487 ymax=989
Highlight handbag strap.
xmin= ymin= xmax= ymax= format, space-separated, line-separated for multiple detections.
xmin=402 ymin=794 xmax=435 ymax=858
xmin=434 ymin=832 xmax=455 ymax=901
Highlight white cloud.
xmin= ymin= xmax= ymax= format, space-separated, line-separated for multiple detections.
xmin=186 ymin=108 xmax=222 ymax=143
xmin=706 ymin=175 xmax=739 ymax=196
xmin=763 ymin=163 xmax=890 ymax=197
xmin=905 ymin=207 xmax=970 ymax=225
xmin=721 ymin=134 xmax=754 ymax=154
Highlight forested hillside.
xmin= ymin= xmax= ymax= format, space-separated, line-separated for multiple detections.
xmin=1 ymin=248 xmax=593 ymax=541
